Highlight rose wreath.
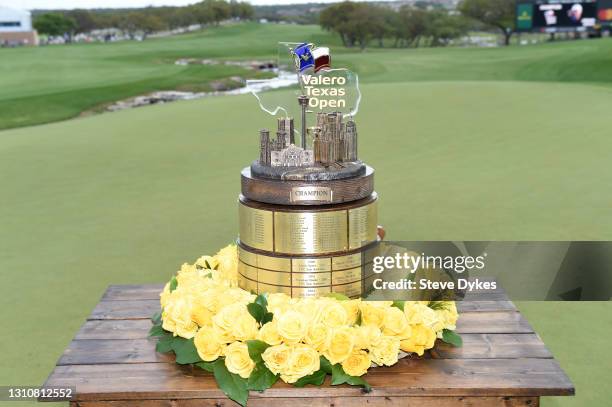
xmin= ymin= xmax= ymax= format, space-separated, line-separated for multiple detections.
xmin=150 ymin=244 xmax=462 ymax=406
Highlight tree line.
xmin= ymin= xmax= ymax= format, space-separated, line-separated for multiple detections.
xmin=320 ymin=0 xmax=516 ymax=49
xmin=33 ymin=0 xmax=254 ymax=40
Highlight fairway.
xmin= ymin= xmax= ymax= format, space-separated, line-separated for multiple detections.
xmin=2 ymin=23 xmax=612 ymax=129
xmin=1 ymin=23 xmax=612 ymax=407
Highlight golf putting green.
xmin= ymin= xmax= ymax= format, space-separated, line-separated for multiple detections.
xmin=1 ymin=80 xmax=610 ymax=406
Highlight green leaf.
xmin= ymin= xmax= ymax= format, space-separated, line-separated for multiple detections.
xmin=247 ymin=302 xmax=265 ymax=323
xmin=392 ymin=300 xmax=405 ymax=311
xmin=195 ymin=361 xmax=216 ymax=372
xmin=169 ymin=276 xmax=178 ymax=292
xmin=319 ymin=356 xmax=333 ymax=374
xmin=441 ymin=329 xmax=463 ymax=347
xmin=254 ymin=293 xmax=268 ymax=309
xmin=151 ymin=310 xmax=162 ymax=325
xmin=148 ymin=324 xmax=166 ymax=337
xmin=155 ymin=335 xmax=174 ymax=353
xmin=247 ymin=362 xmax=278 ymax=391
xmin=428 ymin=301 xmax=448 ymax=311
xmin=213 ymin=359 xmax=249 ymax=406
xmin=331 ymin=364 xmax=372 ymax=392
xmin=325 ymin=292 xmax=350 ymax=301
xmin=262 ymin=312 xmax=274 ymax=324
xmin=172 ymin=337 xmax=202 ymax=364
xmin=246 ymin=339 xmax=270 ymax=364
xmin=293 ymin=369 xmax=327 ymax=387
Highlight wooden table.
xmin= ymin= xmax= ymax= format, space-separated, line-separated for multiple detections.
xmin=43 ymin=284 xmax=574 ymax=406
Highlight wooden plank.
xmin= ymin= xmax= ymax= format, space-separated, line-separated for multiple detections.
xmin=58 ymin=333 xmax=551 ymax=366
xmin=102 ymin=285 xmax=164 ymax=301
xmin=70 ymin=396 xmax=540 ymax=407
xmin=88 ymin=299 xmax=516 ymax=321
xmin=75 ymin=320 xmax=154 ymax=340
xmin=76 ymin=311 xmax=533 ymax=341
xmin=457 ymin=301 xmax=516 ymax=312
xmin=429 ymin=334 xmax=551 ymax=359
xmin=44 ymin=358 xmax=574 ymax=400
xmin=100 ymin=283 xmax=511 ymax=302
xmin=455 ymin=312 xmax=534 ymax=334
xmin=89 ymin=300 xmax=159 ymax=320
xmin=58 ymin=339 xmax=173 ymax=365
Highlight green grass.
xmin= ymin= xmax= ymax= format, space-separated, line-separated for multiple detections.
xmin=0 ymin=23 xmax=339 ymax=130
xmin=2 ymin=23 xmax=612 ymax=129
xmin=1 ymin=23 xmax=611 ymax=406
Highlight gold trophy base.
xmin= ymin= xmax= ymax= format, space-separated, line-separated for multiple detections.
xmin=237 ymin=193 xmax=379 ymax=298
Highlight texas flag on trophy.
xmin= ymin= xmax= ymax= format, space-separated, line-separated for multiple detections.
xmin=311 ymin=46 xmax=331 ymax=73
xmin=293 ymin=43 xmax=314 ymax=72
xmin=292 ymin=43 xmax=331 ymax=73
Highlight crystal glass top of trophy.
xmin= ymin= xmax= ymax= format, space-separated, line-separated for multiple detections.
xmin=238 ymin=42 xmax=377 ymax=299
xmin=246 ymin=42 xmax=363 ymax=181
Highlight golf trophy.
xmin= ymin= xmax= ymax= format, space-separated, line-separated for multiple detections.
xmin=237 ymin=43 xmax=379 ymax=298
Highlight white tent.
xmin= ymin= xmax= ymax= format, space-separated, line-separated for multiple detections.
xmin=0 ymin=6 xmax=32 ymax=32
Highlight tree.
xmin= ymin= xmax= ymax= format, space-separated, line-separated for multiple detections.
xmin=345 ymin=3 xmax=374 ymax=50
xmin=320 ymin=1 xmax=360 ymax=47
xmin=425 ymin=10 xmax=469 ymax=47
xmin=458 ymin=0 xmax=515 ymax=46
xmin=229 ymin=1 xmax=254 ymax=20
xmin=368 ymin=6 xmax=394 ymax=47
xmin=119 ymin=12 xmax=166 ymax=40
xmin=65 ymin=9 xmax=97 ymax=34
xmin=166 ymin=7 xmax=197 ymax=29
xmin=34 ymin=13 xmax=76 ymax=37
xmin=204 ymin=0 xmax=231 ymax=25
xmin=395 ymin=6 xmax=428 ymax=47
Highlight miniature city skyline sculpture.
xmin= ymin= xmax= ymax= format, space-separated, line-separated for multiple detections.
xmin=249 ymin=42 xmax=363 ymax=179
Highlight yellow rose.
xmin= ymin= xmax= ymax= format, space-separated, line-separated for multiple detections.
xmin=276 ymin=310 xmax=308 ymax=343
xmin=198 ymin=287 xmax=224 ymax=314
xmin=370 ymin=335 xmax=400 ymax=366
xmin=194 ymin=327 xmax=225 ymax=361
xmin=214 ymin=244 xmax=238 ymax=281
xmin=342 ymin=299 xmax=361 ymax=325
xmin=176 ymin=271 xmax=214 ymax=295
xmin=323 ymin=326 xmax=355 ymax=364
xmin=359 ymin=302 xmax=387 ymax=328
xmin=435 ymin=302 xmax=458 ymax=332
xmin=258 ymin=321 xmax=283 ymax=345
xmin=400 ymin=323 xmax=436 ymax=356
xmin=304 ymin=322 xmax=330 ymax=351
xmin=231 ymin=312 xmax=259 ymax=341
xmin=294 ymin=298 xmax=324 ymax=325
xmin=262 ymin=343 xmax=291 ymax=375
xmin=224 ymin=342 xmax=255 ymax=379
xmin=162 ymin=292 xmax=198 ymax=339
xmin=382 ymin=306 xmax=409 ymax=337
xmin=319 ymin=300 xmax=349 ymax=328
xmin=281 ymin=344 xmax=320 ymax=383
xmin=354 ymin=325 xmax=381 ymax=350
xmin=178 ymin=262 xmax=197 ymax=274
xmin=404 ymin=302 xmax=439 ymax=328
xmin=195 ymin=255 xmax=218 ymax=270
xmin=160 ymin=282 xmax=171 ymax=309
xmin=267 ymin=293 xmax=292 ymax=315
xmin=191 ymin=298 xmax=213 ymax=327
xmin=341 ymin=350 xmax=371 ymax=377
xmin=213 ymin=303 xmax=246 ymax=342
